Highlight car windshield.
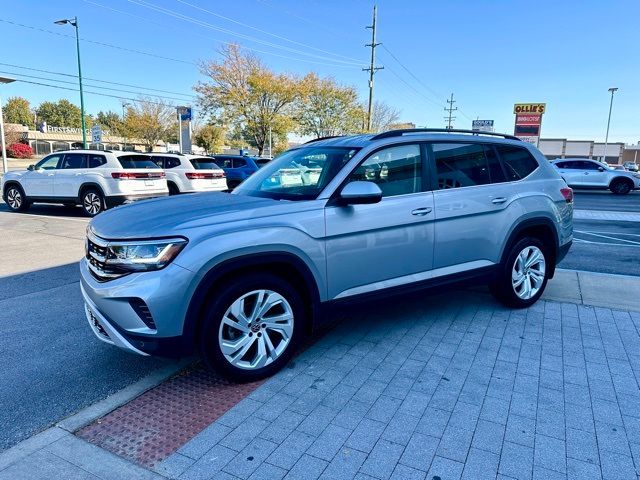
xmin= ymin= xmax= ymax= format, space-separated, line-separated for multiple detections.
xmin=234 ymin=146 xmax=360 ymax=200
xmin=190 ymin=157 xmax=221 ymax=170
xmin=117 ymin=155 xmax=158 ymax=169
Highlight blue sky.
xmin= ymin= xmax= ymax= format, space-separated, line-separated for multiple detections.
xmin=1 ymin=0 xmax=638 ymax=143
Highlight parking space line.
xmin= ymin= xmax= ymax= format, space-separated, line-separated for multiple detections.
xmin=574 ymin=230 xmax=640 ymax=245
xmin=573 ymin=238 xmax=640 ymax=247
xmin=0 ymin=212 xmax=89 ymax=223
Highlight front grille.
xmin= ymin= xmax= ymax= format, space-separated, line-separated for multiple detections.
xmin=129 ymin=298 xmax=157 ymax=330
xmin=86 ymin=233 xmax=123 ymax=281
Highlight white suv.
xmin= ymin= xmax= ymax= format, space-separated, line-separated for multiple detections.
xmin=1 ymin=150 xmax=168 ymax=216
xmin=551 ymin=158 xmax=640 ymax=194
xmin=148 ymin=153 xmax=227 ymax=194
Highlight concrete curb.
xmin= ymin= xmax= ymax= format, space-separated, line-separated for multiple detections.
xmin=573 ymin=209 xmax=640 ymax=222
xmin=0 ymin=358 xmax=192 ymax=473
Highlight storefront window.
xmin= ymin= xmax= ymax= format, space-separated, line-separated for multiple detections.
xmin=52 ymin=142 xmax=71 ymax=152
xmin=32 ymin=140 xmax=51 ymax=155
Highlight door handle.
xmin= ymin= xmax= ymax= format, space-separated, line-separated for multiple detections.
xmin=411 ymin=207 xmax=432 ymax=216
xmin=47 ymin=173 xmax=55 ymax=176
xmin=492 ymin=197 xmax=507 ymax=204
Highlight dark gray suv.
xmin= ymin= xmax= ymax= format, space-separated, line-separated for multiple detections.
xmin=80 ymin=129 xmax=573 ymax=380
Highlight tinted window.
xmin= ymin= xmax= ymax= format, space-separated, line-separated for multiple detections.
xmin=35 ymin=155 xmax=62 ymax=170
xmin=214 ymin=157 xmax=233 ymax=168
xmin=87 ymin=154 xmax=106 ymax=168
xmin=349 ymin=144 xmax=422 ymax=197
xmin=117 ymin=155 xmax=158 ymax=169
xmin=433 ymin=143 xmax=505 ymax=189
xmin=255 ymin=159 xmax=271 ymax=167
xmin=165 ymin=157 xmax=181 ymax=169
xmin=233 ymin=158 xmax=247 ymax=168
xmin=190 ymin=158 xmax=220 ymax=170
xmin=495 ymin=145 xmax=539 ymax=181
xmin=60 ymin=153 xmax=86 ymax=169
xmin=580 ymin=161 xmax=601 ymax=171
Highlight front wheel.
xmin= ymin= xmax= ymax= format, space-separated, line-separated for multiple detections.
xmin=490 ymin=237 xmax=549 ymax=308
xmin=81 ymin=189 xmax=105 ymax=217
xmin=610 ymin=179 xmax=632 ymax=195
xmin=4 ymin=185 xmax=30 ymax=212
xmin=199 ymin=273 xmax=304 ymax=381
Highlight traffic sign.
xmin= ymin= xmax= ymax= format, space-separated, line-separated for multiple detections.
xmin=91 ymin=125 xmax=102 ymax=144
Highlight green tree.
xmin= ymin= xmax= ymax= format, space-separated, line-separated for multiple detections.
xmin=36 ymin=99 xmax=83 ymax=128
xmin=3 ymin=97 xmax=34 ymax=127
xmin=194 ymin=124 xmax=225 ymax=154
xmin=195 ymin=44 xmax=301 ymax=156
xmin=295 ymin=74 xmax=363 ymax=138
xmin=95 ymin=111 xmax=122 ymax=135
xmin=124 ymin=98 xmax=176 ymax=151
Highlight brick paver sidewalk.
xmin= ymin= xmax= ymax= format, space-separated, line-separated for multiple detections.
xmin=152 ymin=290 xmax=640 ymax=480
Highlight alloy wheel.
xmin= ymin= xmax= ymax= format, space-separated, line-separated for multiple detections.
xmin=83 ymin=192 xmax=102 ymax=215
xmin=7 ymin=188 xmax=22 ymax=210
xmin=511 ymin=246 xmax=546 ymax=300
xmin=218 ymin=289 xmax=294 ymax=370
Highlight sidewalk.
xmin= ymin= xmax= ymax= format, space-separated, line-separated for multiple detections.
xmin=2 ymin=269 xmax=640 ymax=480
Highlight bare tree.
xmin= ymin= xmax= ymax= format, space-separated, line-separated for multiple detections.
xmin=369 ymin=101 xmax=401 ymax=133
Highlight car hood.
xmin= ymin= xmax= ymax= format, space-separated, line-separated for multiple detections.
xmin=89 ymin=192 xmax=312 ymax=240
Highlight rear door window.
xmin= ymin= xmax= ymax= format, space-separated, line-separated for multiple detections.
xmin=164 ymin=157 xmax=181 ymax=169
xmin=432 ymin=143 xmax=505 ymax=189
xmin=60 ymin=153 xmax=87 ymax=169
xmin=87 ymin=154 xmax=107 ymax=168
xmin=495 ymin=145 xmax=539 ymax=181
xmin=233 ymin=158 xmax=247 ymax=168
xmin=117 ymin=155 xmax=158 ymax=169
xmin=213 ymin=157 xmax=233 ymax=168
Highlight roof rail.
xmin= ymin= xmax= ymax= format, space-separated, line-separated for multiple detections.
xmin=370 ymin=128 xmax=522 ymax=142
xmin=304 ymin=135 xmax=343 ymax=144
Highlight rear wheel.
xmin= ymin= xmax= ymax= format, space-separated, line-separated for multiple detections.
xmin=490 ymin=237 xmax=549 ymax=308
xmin=227 ymin=180 xmax=241 ymax=190
xmin=199 ymin=273 xmax=304 ymax=381
xmin=168 ymin=183 xmax=180 ymax=195
xmin=81 ymin=189 xmax=104 ymax=217
xmin=4 ymin=185 xmax=30 ymax=212
xmin=610 ymin=179 xmax=632 ymax=195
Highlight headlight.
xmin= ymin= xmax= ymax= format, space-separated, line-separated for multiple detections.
xmin=104 ymin=238 xmax=188 ymax=272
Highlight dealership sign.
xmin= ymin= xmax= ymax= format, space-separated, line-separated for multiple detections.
xmin=472 ymin=120 xmax=494 ymax=132
xmin=514 ymin=103 xmax=545 ymax=145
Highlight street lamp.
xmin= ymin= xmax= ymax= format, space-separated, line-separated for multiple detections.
xmin=122 ymin=102 xmax=131 ymax=151
xmin=0 ymin=76 xmax=16 ymax=174
xmin=55 ymin=16 xmax=87 ymax=149
xmin=602 ymin=87 xmax=618 ymax=163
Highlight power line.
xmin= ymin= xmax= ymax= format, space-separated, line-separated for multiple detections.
xmin=0 ymin=62 xmax=194 ymax=99
xmin=174 ymin=0 xmax=363 ymax=64
xmin=84 ymin=1 xmax=363 ymax=69
xmin=444 ymin=93 xmax=457 ymax=129
xmin=383 ymin=64 xmax=444 ymax=110
xmin=0 ymin=70 xmax=193 ymax=103
xmin=0 ymin=18 xmax=197 ymax=66
xmin=125 ymin=0 xmax=365 ymax=66
xmin=9 ymin=79 xmax=178 ymax=106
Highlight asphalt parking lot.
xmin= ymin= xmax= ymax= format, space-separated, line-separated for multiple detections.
xmin=0 ymin=190 xmax=638 ymax=452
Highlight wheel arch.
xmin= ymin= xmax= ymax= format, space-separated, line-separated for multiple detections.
xmin=183 ymin=251 xmax=321 ymax=349
xmin=78 ymin=182 xmax=106 ymax=201
xmin=609 ymin=176 xmax=634 ymax=188
xmin=500 ymin=217 xmax=560 ymax=278
xmin=2 ymin=180 xmax=25 ymax=198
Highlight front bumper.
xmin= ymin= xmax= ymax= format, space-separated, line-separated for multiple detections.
xmin=105 ymin=192 xmax=169 ymax=208
xmin=79 ymin=258 xmax=197 ymax=357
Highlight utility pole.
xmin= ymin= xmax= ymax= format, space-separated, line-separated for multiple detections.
xmin=444 ymin=93 xmax=457 ymax=129
xmin=602 ymin=87 xmax=618 ymax=162
xmin=363 ymin=5 xmax=383 ymax=131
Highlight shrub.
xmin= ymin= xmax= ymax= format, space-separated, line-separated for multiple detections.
xmin=7 ymin=143 xmax=33 ymax=159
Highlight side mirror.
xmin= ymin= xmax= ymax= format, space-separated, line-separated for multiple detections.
xmin=339 ymin=181 xmax=382 ymax=205
xmin=598 ymin=166 xmax=605 ymax=172
xmin=27 ymin=164 xmax=35 ymax=171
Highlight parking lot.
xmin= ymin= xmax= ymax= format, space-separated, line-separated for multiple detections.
xmin=0 ymin=190 xmax=638 ymax=451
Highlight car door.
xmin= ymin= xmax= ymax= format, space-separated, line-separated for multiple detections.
xmin=232 ymin=158 xmax=249 ymax=179
xmin=21 ymin=154 xmax=62 ymax=197
xmin=55 ymin=153 xmax=87 ymax=197
xmin=325 ymin=143 xmax=435 ymax=299
xmin=579 ymin=160 xmax=609 ymax=187
xmin=430 ymin=142 xmax=518 ymax=271
xmin=555 ymin=160 xmax=583 ymax=186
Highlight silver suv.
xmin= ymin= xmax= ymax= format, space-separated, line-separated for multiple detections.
xmin=80 ymin=129 xmax=573 ymax=380
xmin=551 ymin=158 xmax=640 ymax=194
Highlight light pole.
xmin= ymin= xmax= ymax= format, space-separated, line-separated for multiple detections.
xmin=122 ymin=102 xmax=130 ymax=151
xmin=602 ymin=87 xmax=618 ymax=163
xmin=0 ymin=76 xmax=16 ymax=174
xmin=55 ymin=16 xmax=87 ymax=149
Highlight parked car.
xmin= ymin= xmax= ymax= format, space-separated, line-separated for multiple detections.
xmin=148 ymin=153 xmax=227 ymax=194
xmin=551 ymin=158 xmax=640 ymax=194
xmin=623 ymin=162 xmax=639 ymax=172
xmin=209 ymin=154 xmax=262 ymax=189
xmin=81 ymin=129 xmax=573 ymax=380
xmin=610 ymin=164 xmax=626 ymax=171
xmin=2 ymin=150 xmax=168 ymax=216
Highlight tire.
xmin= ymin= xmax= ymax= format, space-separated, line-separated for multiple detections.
xmin=168 ymin=183 xmax=180 ymax=195
xmin=610 ymin=179 xmax=632 ymax=195
xmin=81 ymin=188 xmax=105 ymax=217
xmin=490 ymin=237 xmax=549 ymax=308
xmin=199 ymin=273 xmax=305 ymax=381
xmin=4 ymin=184 xmax=30 ymax=212
xmin=227 ymin=180 xmax=241 ymax=190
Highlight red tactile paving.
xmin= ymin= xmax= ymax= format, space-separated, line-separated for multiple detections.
xmin=76 ymin=364 xmax=263 ymax=467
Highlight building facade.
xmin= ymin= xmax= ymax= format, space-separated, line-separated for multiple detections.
xmin=538 ymin=138 xmax=626 ymax=164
